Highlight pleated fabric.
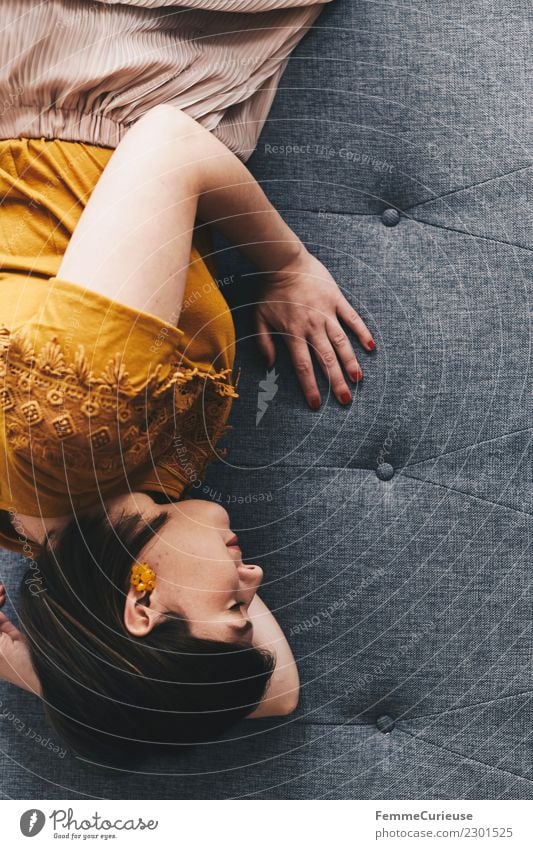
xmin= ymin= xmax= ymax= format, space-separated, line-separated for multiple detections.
xmin=0 ymin=0 xmax=332 ymax=160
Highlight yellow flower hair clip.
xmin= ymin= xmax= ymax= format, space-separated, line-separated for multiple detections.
xmin=130 ymin=562 xmax=156 ymax=593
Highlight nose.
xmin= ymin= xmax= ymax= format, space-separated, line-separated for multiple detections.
xmin=237 ymin=563 xmax=263 ymax=605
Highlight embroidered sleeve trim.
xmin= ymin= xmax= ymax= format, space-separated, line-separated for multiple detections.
xmin=0 ymin=324 xmax=239 ymax=491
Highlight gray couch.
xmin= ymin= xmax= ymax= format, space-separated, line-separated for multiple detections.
xmin=1 ymin=0 xmax=531 ymax=799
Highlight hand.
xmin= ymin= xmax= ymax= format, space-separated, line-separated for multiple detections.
xmin=0 ymin=584 xmax=42 ymax=696
xmin=254 ymin=246 xmax=376 ymax=409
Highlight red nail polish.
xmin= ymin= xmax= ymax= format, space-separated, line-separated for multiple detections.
xmin=310 ymin=397 xmax=321 ymax=410
xmin=351 ymin=369 xmax=362 ymax=382
xmin=340 ymin=390 xmax=351 ymax=404
xmin=367 ymin=339 xmax=376 ymax=351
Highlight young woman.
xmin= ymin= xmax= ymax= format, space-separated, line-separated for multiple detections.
xmin=0 ymin=11 xmax=376 ymax=765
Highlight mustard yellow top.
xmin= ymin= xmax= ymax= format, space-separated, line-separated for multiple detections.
xmin=0 ymin=137 xmax=238 ymax=557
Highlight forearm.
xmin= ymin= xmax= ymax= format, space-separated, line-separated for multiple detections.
xmin=163 ymin=106 xmax=307 ymax=276
xmin=198 ymin=170 xmax=307 ymax=277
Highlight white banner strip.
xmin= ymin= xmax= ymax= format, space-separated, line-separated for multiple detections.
xmin=1 ymin=799 xmax=531 ymax=848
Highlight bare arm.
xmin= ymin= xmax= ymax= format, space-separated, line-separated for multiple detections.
xmin=151 ymin=105 xmax=376 ymax=408
xmin=156 ymin=104 xmax=307 ymax=276
xmin=58 ymin=103 xmax=375 ymax=408
xmin=55 ymin=103 xmax=302 ymax=322
xmin=246 ymin=593 xmax=300 ymax=717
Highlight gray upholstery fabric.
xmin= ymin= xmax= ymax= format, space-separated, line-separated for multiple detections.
xmin=1 ymin=0 xmax=531 ymax=798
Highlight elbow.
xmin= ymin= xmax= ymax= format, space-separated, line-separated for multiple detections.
xmin=136 ymin=103 xmax=187 ymax=131
xmin=135 ymin=103 xmax=200 ymax=139
xmin=246 ymin=683 xmax=300 ymax=719
xmin=276 ymin=686 xmax=300 ymax=716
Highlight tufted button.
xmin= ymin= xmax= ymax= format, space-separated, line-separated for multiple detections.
xmin=376 ymin=714 xmax=395 ymax=733
xmin=376 ymin=462 xmax=394 ymax=481
xmin=381 ymin=208 xmax=401 ymax=227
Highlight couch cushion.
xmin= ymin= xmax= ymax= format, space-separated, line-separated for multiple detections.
xmin=1 ymin=0 xmax=531 ymax=799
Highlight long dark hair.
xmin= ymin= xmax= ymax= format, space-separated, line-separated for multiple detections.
xmin=18 ymin=503 xmax=275 ymax=766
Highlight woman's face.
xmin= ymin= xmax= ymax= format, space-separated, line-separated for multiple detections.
xmin=114 ymin=493 xmax=263 ymax=643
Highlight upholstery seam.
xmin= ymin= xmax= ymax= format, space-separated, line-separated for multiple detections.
xmin=225 ymin=463 xmax=533 ymax=518
xmin=405 ymin=164 xmax=533 ymax=211
xmin=299 ymin=720 xmax=378 ymax=727
xmin=279 ymin=207 xmax=532 ymax=252
xmin=404 ymin=426 xmax=533 ymax=468
xmin=278 ymin=205 xmax=533 ymax=250
xmin=400 ymin=472 xmax=533 ymax=519
xmin=283 ymin=208 xmax=375 ymax=217
xmin=229 ymin=425 xmax=532 ymax=475
xmin=400 ymin=689 xmax=533 ymax=721
xmin=399 ymin=728 xmax=533 ymax=785
xmin=405 ymin=217 xmax=533 ymax=252
xmin=229 ymin=427 xmax=532 ymax=473
xmin=299 ymin=691 xmax=533 ymax=728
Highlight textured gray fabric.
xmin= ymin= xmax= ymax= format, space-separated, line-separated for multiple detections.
xmin=1 ymin=0 xmax=531 ymax=798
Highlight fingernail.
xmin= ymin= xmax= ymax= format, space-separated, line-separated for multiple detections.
xmin=310 ymin=397 xmax=321 ymax=410
xmin=340 ymin=390 xmax=351 ymax=404
xmin=367 ymin=339 xmax=376 ymax=351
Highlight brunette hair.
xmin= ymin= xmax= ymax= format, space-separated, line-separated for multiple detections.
xmin=18 ymin=503 xmax=275 ymax=766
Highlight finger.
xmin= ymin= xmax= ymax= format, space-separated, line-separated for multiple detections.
xmin=256 ymin=315 xmax=277 ymax=368
xmin=0 ymin=633 xmax=41 ymax=695
xmin=336 ymin=297 xmax=376 ymax=352
xmin=309 ymin=333 xmax=352 ymax=406
xmin=326 ymin=319 xmax=363 ymax=383
xmin=0 ymin=611 xmax=21 ymax=640
xmin=286 ymin=338 xmax=321 ymax=410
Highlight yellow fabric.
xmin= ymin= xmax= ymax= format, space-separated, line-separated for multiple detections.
xmin=0 ymin=137 xmax=238 ymax=556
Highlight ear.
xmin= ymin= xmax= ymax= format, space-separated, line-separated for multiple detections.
xmin=123 ymin=585 xmax=163 ymax=637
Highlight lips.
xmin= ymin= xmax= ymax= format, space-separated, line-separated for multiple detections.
xmin=226 ymin=533 xmax=240 ymax=549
